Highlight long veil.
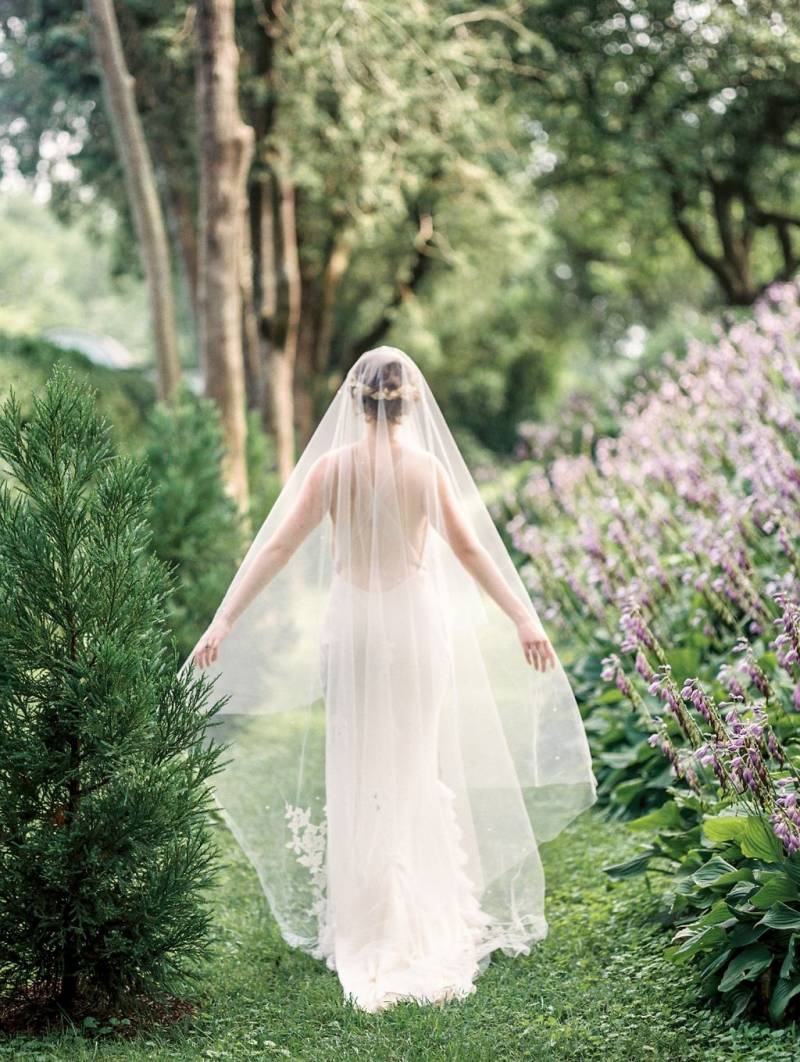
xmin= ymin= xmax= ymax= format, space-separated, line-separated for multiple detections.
xmin=181 ymin=346 xmax=596 ymax=981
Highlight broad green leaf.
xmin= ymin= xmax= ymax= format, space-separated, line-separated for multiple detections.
xmin=700 ymin=948 xmax=733 ymax=979
xmin=751 ymin=874 xmax=799 ymax=910
xmin=740 ymin=819 xmax=784 ymax=862
xmin=627 ymin=802 xmax=682 ymax=833
xmin=729 ymin=984 xmax=755 ymax=1021
xmin=702 ymin=814 xmax=749 ymax=845
xmin=756 ymin=903 xmax=800 ymax=931
xmin=729 ymin=921 xmax=768 ymax=948
xmin=692 ymin=855 xmax=751 ymax=889
xmin=769 ymin=976 xmax=800 ymax=1023
xmin=703 ymin=813 xmax=783 ymax=862
xmin=696 ymin=899 xmax=736 ymax=927
xmin=727 ymin=880 xmax=758 ymax=903
xmin=595 ymin=687 xmax=624 ymax=705
xmin=668 ymin=925 xmax=726 ymax=961
xmin=780 ymin=935 xmax=797 ymax=981
xmin=602 ymin=848 xmax=657 ymax=880
xmin=718 ymin=944 xmax=773 ymax=992
xmin=665 ymin=647 xmax=701 ymax=680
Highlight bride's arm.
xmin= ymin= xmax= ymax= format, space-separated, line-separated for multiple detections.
xmin=434 ymin=459 xmax=556 ymax=671
xmin=192 ymin=455 xmax=331 ymax=668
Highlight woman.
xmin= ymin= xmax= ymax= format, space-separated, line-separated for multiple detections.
xmin=187 ymin=346 xmax=596 ymax=1013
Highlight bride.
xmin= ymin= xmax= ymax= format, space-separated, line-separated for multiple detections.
xmin=186 ymin=346 xmax=596 ymax=1013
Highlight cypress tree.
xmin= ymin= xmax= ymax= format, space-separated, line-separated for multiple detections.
xmin=0 ymin=365 xmax=226 ymax=1015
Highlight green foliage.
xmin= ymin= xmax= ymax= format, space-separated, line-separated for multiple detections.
xmin=0 ymin=332 xmax=154 ymax=451
xmin=0 ymin=365 xmax=226 ymax=1012
xmin=504 ymin=0 xmax=800 ymax=305
xmin=5 ymin=812 xmax=799 ymax=1057
xmin=142 ymin=386 xmax=244 ymax=661
xmin=602 ymin=791 xmax=800 ymax=1023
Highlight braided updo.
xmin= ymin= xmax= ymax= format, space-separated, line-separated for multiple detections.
xmin=349 ymin=355 xmax=418 ymax=424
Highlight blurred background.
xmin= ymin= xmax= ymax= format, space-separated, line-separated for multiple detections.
xmin=3 ymin=0 xmax=798 ymax=512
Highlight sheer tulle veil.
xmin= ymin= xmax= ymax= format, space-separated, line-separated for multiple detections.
xmin=181 ymin=346 xmax=597 ymax=980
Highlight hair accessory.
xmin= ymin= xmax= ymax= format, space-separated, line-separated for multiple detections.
xmin=348 ymin=379 xmax=417 ymax=401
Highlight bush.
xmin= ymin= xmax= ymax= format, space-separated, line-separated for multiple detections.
xmin=143 ymin=386 xmax=245 ymax=661
xmin=505 ymin=280 xmax=800 ymax=1021
xmin=0 ymin=332 xmax=154 ymax=450
xmin=0 ymin=365 xmax=226 ymax=1015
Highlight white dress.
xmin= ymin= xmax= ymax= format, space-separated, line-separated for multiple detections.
xmin=316 ymin=560 xmax=496 ymax=1011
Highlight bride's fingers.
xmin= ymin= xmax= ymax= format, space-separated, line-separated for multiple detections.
xmin=532 ymin=639 xmax=554 ymax=672
xmin=526 ymin=640 xmax=542 ymax=670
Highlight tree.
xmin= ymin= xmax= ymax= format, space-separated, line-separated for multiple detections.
xmin=196 ymin=0 xmax=255 ymax=510
xmin=1 ymin=2 xmax=563 ymax=462
xmin=0 ymin=365 xmax=225 ymax=1014
xmin=83 ymin=0 xmax=181 ymax=397
xmin=238 ymin=0 xmax=513 ymax=473
xmin=497 ymin=0 xmax=800 ymax=304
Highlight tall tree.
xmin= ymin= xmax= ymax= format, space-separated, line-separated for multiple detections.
xmin=490 ymin=0 xmax=800 ymax=305
xmin=83 ymin=0 xmax=181 ymax=398
xmin=239 ymin=0 xmax=504 ymax=474
xmin=196 ymin=0 xmax=255 ymax=509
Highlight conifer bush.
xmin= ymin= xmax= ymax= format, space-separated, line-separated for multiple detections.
xmin=143 ymin=386 xmax=243 ymax=661
xmin=0 ymin=365 xmax=226 ymax=1016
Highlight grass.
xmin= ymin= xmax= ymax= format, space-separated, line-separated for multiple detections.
xmin=3 ymin=809 xmax=799 ymax=1061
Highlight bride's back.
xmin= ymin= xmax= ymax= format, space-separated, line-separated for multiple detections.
xmin=326 ymin=441 xmax=434 ymax=590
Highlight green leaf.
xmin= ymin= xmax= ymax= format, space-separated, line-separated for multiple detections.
xmin=603 ymin=848 xmax=657 ymax=880
xmin=769 ymin=976 xmax=800 ymax=1023
xmin=727 ymin=880 xmax=758 ymax=903
xmin=702 ymin=814 xmax=782 ymax=862
xmin=729 ymin=984 xmax=755 ymax=1021
xmin=665 ymin=647 xmax=701 ymax=681
xmin=700 ymin=948 xmax=733 ymax=979
xmin=692 ymin=855 xmax=751 ymax=889
xmin=718 ymin=944 xmax=773 ymax=992
xmin=696 ymin=899 xmax=736 ymax=927
xmin=595 ymin=687 xmax=624 ymax=705
xmin=780 ymin=935 xmax=797 ymax=981
xmin=627 ymin=802 xmax=682 ymax=833
xmin=740 ymin=819 xmax=784 ymax=862
xmin=703 ymin=814 xmax=749 ymax=845
xmin=668 ymin=925 xmax=727 ymax=961
xmin=729 ymin=921 xmax=768 ymax=948
xmin=783 ymin=857 xmax=800 ymax=886
xmin=751 ymin=874 xmax=800 ymax=910
xmin=756 ymin=903 xmax=800 ymax=931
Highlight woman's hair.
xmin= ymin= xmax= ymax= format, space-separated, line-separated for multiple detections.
xmin=349 ymin=356 xmax=415 ymax=424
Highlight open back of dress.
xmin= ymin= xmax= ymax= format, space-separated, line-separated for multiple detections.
xmin=183 ymin=347 xmax=597 ymax=1012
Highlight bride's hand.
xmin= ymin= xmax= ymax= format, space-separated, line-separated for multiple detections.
xmin=516 ymin=618 xmax=557 ymax=671
xmin=192 ymin=612 xmax=233 ymax=669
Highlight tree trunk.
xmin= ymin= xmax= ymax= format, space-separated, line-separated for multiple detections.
xmin=269 ymin=166 xmax=302 ymax=484
xmin=294 ymin=281 xmax=317 ymax=449
xmin=84 ymin=0 xmax=181 ymax=400
xmin=240 ymin=192 xmax=264 ymax=415
xmin=293 ymin=232 xmax=352 ymax=447
xmin=196 ymin=0 xmax=255 ymax=512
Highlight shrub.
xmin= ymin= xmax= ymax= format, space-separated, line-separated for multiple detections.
xmin=0 ymin=365 xmax=226 ymax=1015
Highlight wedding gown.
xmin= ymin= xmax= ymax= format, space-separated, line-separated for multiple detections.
xmin=315 ymin=446 xmax=541 ymax=1011
xmin=184 ymin=346 xmax=596 ymax=1013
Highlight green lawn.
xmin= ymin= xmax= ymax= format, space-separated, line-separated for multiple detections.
xmin=3 ymin=809 xmax=798 ymax=1061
